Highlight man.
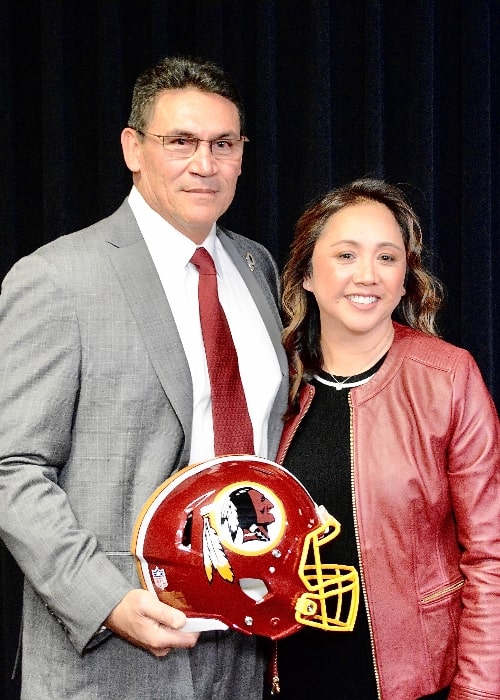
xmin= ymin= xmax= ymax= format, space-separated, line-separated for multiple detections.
xmin=0 ymin=56 xmax=287 ymax=699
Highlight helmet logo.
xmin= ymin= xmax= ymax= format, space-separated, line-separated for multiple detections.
xmin=151 ymin=565 xmax=168 ymax=590
xmin=202 ymin=512 xmax=234 ymax=583
xmin=201 ymin=481 xmax=286 ymax=584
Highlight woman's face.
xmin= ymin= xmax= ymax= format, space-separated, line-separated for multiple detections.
xmin=303 ymin=201 xmax=407 ymax=341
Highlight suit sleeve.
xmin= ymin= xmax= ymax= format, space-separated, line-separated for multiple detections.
xmin=0 ymin=254 xmax=132 ymax=653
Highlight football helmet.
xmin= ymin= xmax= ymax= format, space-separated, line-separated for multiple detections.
xmin=131 ymin=455 xmax=359 ymax=640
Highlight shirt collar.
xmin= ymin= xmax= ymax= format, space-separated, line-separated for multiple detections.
xmin=128 ymin=186 xmax=218 ymax=269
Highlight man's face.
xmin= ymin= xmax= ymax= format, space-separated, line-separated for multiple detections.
xmin=122 ymin=88 xmax=244 ymax=243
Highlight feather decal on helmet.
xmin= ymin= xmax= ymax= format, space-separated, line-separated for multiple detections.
xmin=202 ymin=511 xmax=234 ymax=583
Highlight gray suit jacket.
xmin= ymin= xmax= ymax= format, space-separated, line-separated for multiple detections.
xmin=0 ymin=201 xmax=288 ymax=699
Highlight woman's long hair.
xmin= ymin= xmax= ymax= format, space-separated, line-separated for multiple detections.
xmin=281 ymin=178 xmax=444 ymax=412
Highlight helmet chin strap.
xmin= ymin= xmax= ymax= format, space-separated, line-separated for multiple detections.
xmin=180 ymin=618 xmax=229 ymax=633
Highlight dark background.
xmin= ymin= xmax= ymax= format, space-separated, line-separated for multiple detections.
xmin=1 ymin=1 xmax=498 ymax=697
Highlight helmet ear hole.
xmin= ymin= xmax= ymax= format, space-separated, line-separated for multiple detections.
xmin=239 ymin=577 xmax=269 ymax=602
xmin=181 ymin=512 xmax=193 ymax=547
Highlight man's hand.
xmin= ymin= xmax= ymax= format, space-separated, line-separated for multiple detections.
xmin=104 ymin=589 xmax=200 ymax=657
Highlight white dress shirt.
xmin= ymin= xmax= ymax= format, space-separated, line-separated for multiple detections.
xmin=128 ymin=186 xmax=282 ymax=463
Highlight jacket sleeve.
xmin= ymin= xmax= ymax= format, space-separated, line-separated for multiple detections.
xmin=447 ymin=352 xmax=500 ymax=699
xmin=0 ymin=254 xmax=132 ymax=654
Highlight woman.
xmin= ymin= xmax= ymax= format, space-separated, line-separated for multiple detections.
xmin=273 ymin=179 xmax=499 ymax=699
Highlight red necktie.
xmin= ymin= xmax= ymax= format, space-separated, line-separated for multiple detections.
xmin=191 ymin=247 xmax=254 ymax=456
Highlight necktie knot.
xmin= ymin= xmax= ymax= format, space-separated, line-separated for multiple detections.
xmin=191 ymin=247 xmax=217 ymax=276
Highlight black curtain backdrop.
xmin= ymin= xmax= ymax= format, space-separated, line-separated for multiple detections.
xmin=1 ymin=1 xmax=498 ymax=697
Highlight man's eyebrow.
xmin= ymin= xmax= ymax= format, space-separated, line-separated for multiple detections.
xmin=167 ymin=129 xmax=239 ymax=139
xmin=163 ymin=129 xmax=195 ymax=137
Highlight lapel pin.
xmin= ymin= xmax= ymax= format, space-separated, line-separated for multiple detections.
xmin=245 ymin=252 xmax=255 ymax=271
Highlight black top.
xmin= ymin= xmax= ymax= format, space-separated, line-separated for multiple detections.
xmin=275 ymin=361 xmax=385 ymax=700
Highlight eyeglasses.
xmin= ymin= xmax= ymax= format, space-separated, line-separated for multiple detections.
xmin=132 ymin=128 xmax=249 ymax=160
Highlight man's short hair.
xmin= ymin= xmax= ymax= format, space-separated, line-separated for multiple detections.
xmin=128 ymin=55 xmax=245 ymax=133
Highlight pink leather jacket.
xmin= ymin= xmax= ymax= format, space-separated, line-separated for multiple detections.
xmin=277 ymin=323 xmax=500 ymax=700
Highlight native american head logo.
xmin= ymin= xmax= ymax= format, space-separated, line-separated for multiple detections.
xmin=200 ymin=481 xmax=285 ymax=583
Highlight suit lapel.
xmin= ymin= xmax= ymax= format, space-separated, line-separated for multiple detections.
xmin=104 ymin=203 xmax=192 ymax=462
xmin=219 ymin=231 xmax=288 ymax=378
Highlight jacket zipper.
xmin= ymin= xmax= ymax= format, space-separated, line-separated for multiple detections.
xmin=421 ymin=578 xmax=464 ymax=604
xmin=349 ymin=392 xmax=383 ymax=700
xmin=271 ymin=384 xmax=315 ymax=694
xmin=276 ymin=385 xmax=315 ymax=464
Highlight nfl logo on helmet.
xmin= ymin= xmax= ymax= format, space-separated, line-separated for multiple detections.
xmin=151 ymin=566 xmax=168 ymax=590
